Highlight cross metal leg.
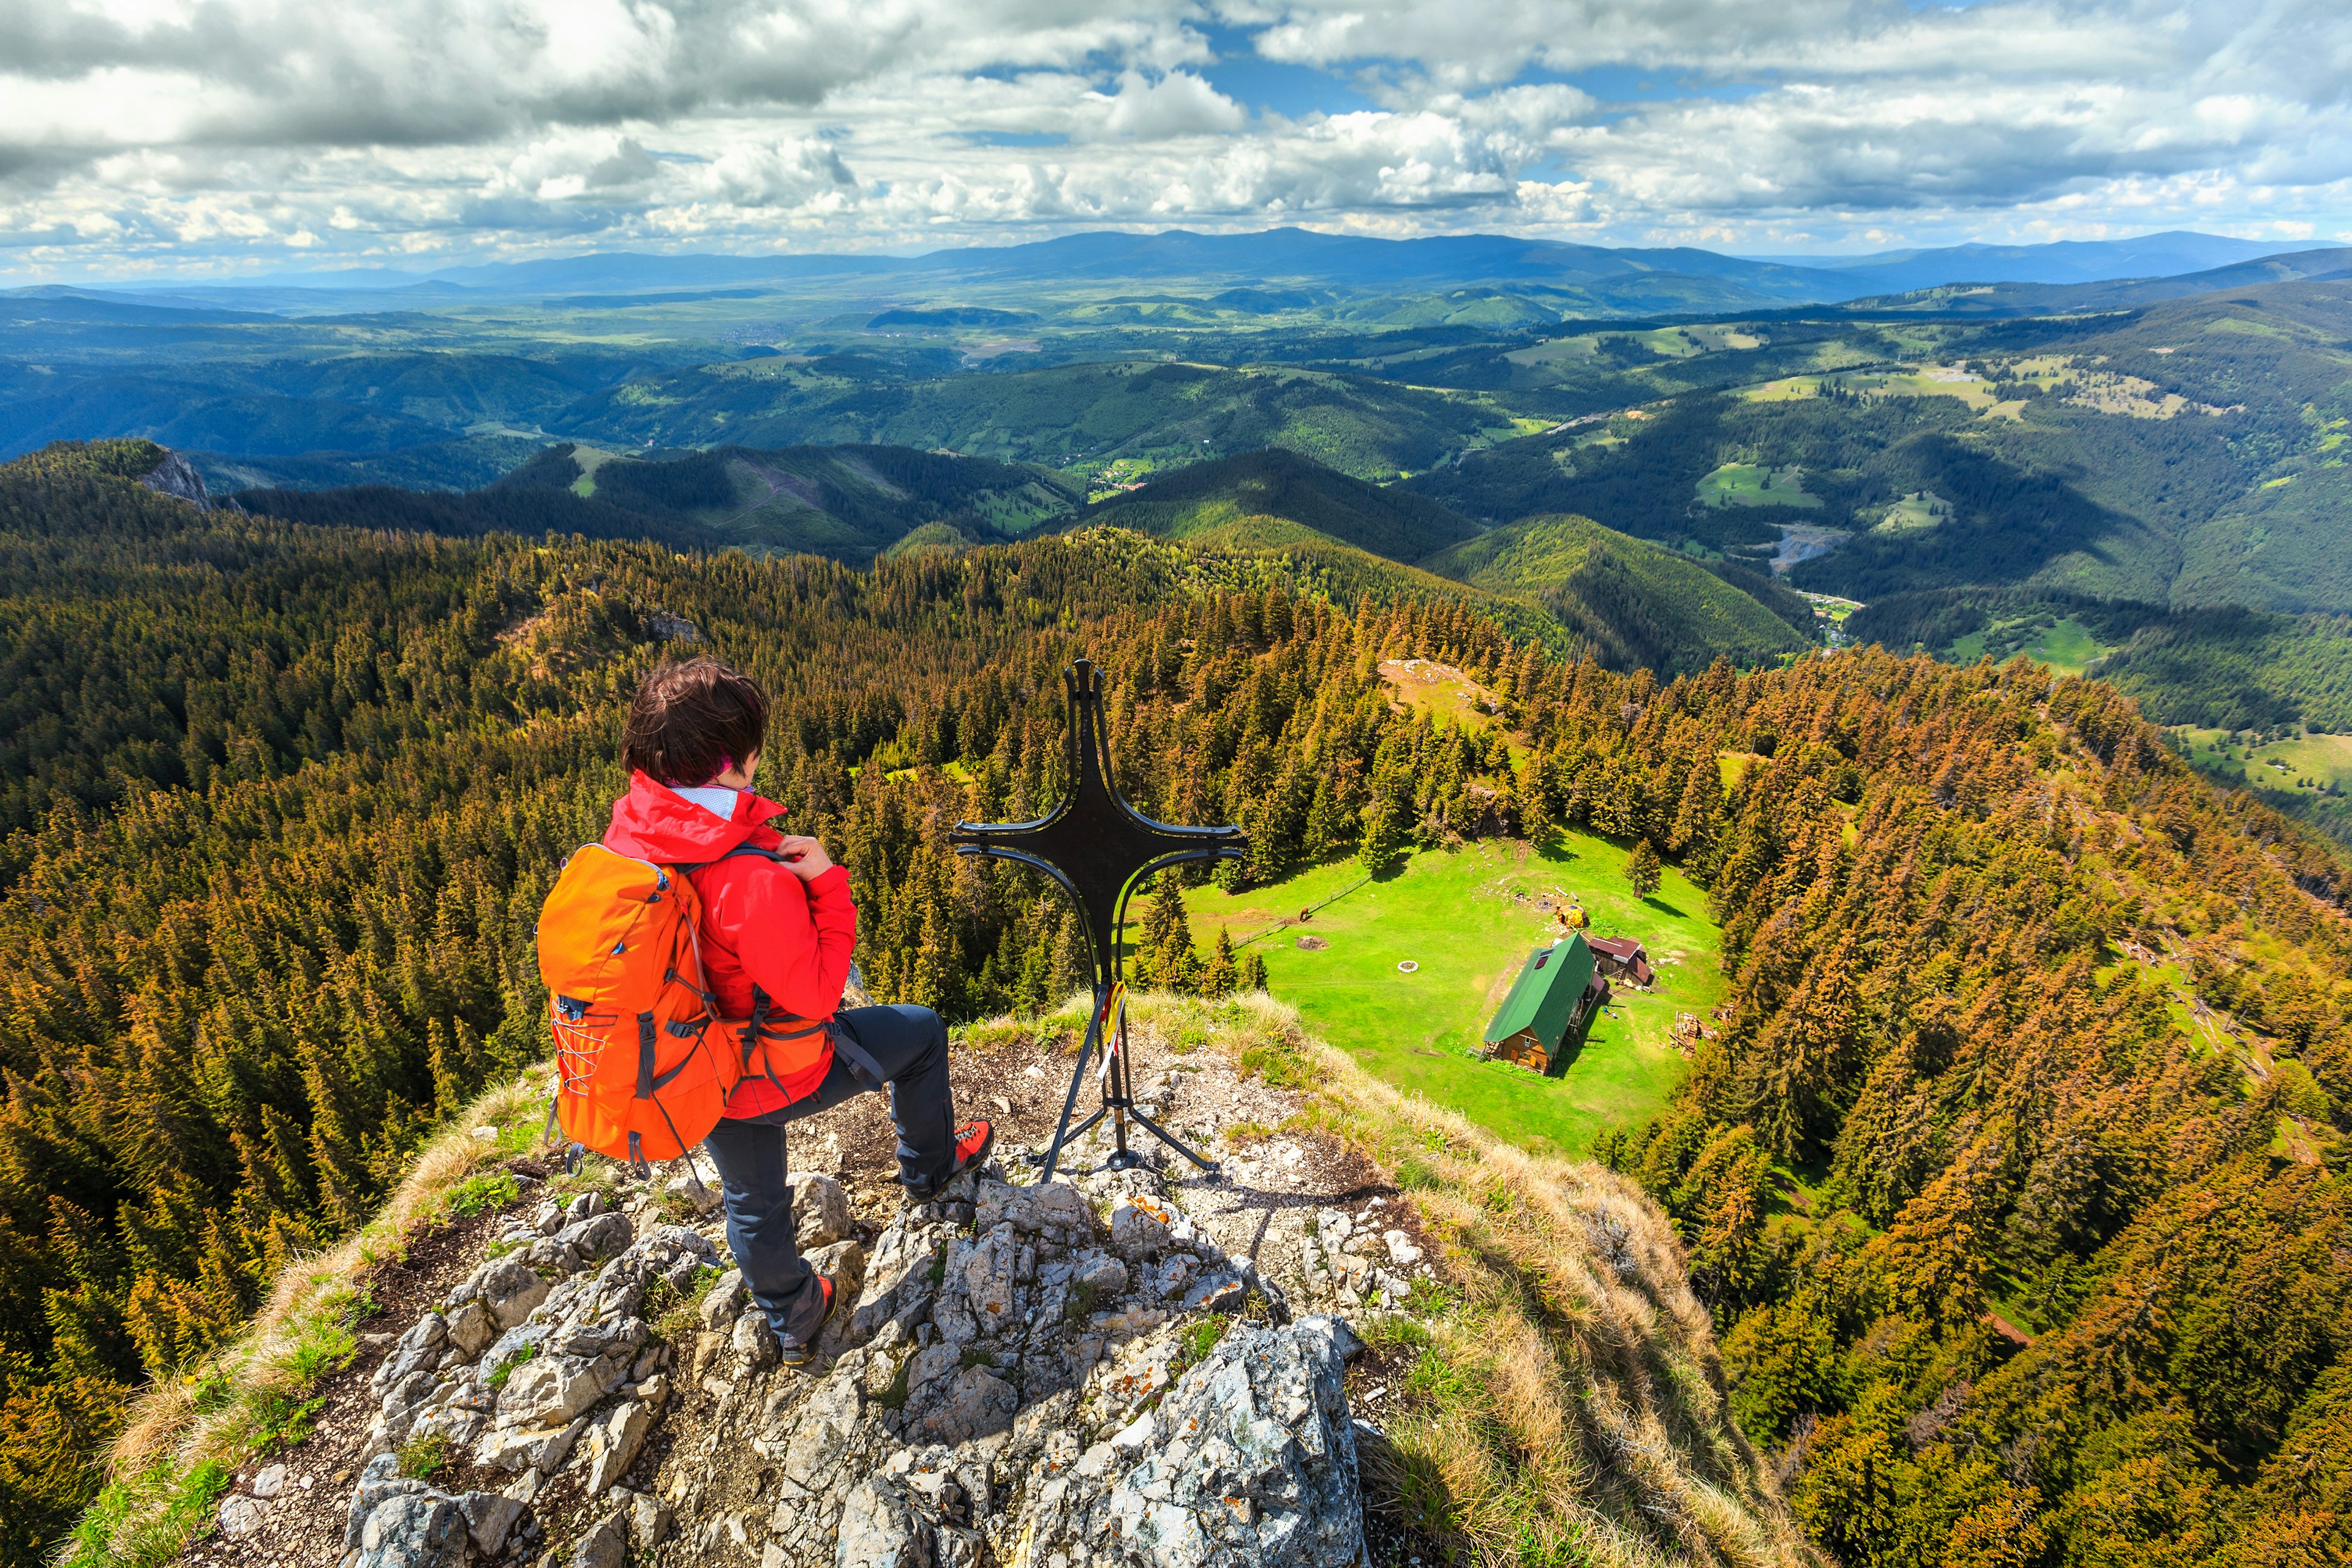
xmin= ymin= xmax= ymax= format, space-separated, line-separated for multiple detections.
xmin=1035 ymin=987 xmax=1221 ymax=1183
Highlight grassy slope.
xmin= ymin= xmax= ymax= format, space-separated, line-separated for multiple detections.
xmin=1423 ymin=512 xmax=1811 ymax=673
xmin=1074 ymin=450 xmax=1806 ymax=674
xmin=1184 ymin=835 xmax=1722 ymax=1159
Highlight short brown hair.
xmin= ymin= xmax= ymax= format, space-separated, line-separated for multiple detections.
xmin=622 ymin=658 xmax=769 ymax=786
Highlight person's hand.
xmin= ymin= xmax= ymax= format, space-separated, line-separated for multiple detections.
xmin=774 ymin=835 xmax=835 ymax=881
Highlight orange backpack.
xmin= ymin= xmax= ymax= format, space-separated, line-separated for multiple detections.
xmin=535 ymin=842 xmax=852 ymax=1174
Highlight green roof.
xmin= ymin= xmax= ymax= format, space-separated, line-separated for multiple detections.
xmin=1483 ymin=935 xmax=1596 ymax=1052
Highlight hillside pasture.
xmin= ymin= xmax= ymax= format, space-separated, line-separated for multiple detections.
xmin=2175 ymin=727 xmax=2352 ymax=797
xmin=1183 ymin=835 xmax=1722 ymax=1158
xmin=1695 ymin=461 xmax=1822 ymax=508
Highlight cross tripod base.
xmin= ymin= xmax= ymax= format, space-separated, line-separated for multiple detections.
xmin=1033 ymin=986 xmax=1220 ymax=1184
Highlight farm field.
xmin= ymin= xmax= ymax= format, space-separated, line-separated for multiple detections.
xmin=1182 ymin=834 xmax=1724 ymax=1158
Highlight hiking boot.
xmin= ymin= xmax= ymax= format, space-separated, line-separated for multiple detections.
xmin=948 ymin=1118 xmax=996 ymax=1181
xmin=778 ymin=1275 xmax=834 ymax=1370
xmin=903 ymin=1120 xmax=996 ymax=1199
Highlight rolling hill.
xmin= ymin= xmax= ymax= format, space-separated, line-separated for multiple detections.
xmin=496 ymin=441 xmax=1083 ymax=564
xmin=1422 ymin=511 xmax=1813 ymax=675
xmin=555 ymin=357 xmax=1537 ymax=480
xmin=1076 ymin=448 xmax=1810 ymax=674
xmin=1076 ymin=447 xmax=1482 ymax=560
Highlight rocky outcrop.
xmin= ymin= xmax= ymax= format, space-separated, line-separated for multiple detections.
xmin=326 ymin=1153 xmax=1375 ymax=1568
xmin=672 ymin=1159 xmax=1365 ymax=1568
xmin=138 ymin=449 xmax=211 ymax=509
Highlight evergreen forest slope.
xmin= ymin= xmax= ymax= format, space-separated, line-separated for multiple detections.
xmin=3 ymin=439 xmax=2352 ymax=1568
xmin=496 ymin=440 xmax=1082 ymax=563
xmin=556 ymin=357 xmax=1536 ymax=480
xmin=1076 ymin=447 xmax=1811 ymax=676
xmin=1077 ymin=446 xmax=1482 ymax=560
xmin=1422 ymin=511 xmax=1811 ymax=676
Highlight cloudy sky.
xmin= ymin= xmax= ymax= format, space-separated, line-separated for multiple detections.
xmin=2 ymin=0 xmax=2347 ymax=279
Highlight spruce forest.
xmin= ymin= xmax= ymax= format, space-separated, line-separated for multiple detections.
xmin=5 ymin=437 xmax=2352 ymax=1568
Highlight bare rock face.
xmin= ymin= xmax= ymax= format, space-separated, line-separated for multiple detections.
xmin=680 ymin=1168 xmax=1364 ymax=1568
xmin=1019 ymin=1316 xmax=1365 ymax=1567
xmin=137 ymin=448 xmax=211 ymax=509
xmin=347 ymin=1208 xmax=720 ymax=1563
xmin=336 ymin=1128 xmax=1373 ymax=1568
xmin=340 ymin=1453 xmax=530 ymax=1567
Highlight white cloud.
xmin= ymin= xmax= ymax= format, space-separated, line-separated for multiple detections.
xmin=0 ymin=0 xmax=2347 ymax=274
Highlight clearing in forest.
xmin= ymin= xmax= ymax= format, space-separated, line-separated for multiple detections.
xmin=2174 ymin=728 xmax=2352 ymax=797
xmin=1947 ymin=616 xmax=2114 ymax=676
xmin=1184 ymin=834 xmax=1724 ymax=1158
xmin=1695 ymin=461 xmax=1822 ymax=508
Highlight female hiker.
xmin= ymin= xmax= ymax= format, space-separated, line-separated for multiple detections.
xmin=598 ymin=657 xmax=993 ymax=1365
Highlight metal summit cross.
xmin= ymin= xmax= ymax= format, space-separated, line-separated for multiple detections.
xmin=949 ymin=658 xmax=1246 ymax=1181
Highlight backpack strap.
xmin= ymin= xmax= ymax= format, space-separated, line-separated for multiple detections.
xmin=679 ymin=843 xmax=884 ymax=1097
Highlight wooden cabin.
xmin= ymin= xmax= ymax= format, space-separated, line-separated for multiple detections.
xmin=1482 ymin=935 xmax=1610 ymax=1076
xmin=1586 ymin=935 xmax=1655 ymax=989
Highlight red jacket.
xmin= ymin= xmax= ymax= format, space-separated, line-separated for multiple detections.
xmin=601 ymin=771 xmax=856 ymax=1115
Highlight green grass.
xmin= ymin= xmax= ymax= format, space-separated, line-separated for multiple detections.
xmin=2024 ymin=617 xmax=2111 ymax=675
xmin=1694 ymin=462 xmax=1822 ymax=509
xmin=2175 ymin=728 xmax=2352 ymax=797
xmin=1945 ymin=614 xmax=2114 ymax=675
xmin=1186 ymin=835 xmax=1721 ymax=1158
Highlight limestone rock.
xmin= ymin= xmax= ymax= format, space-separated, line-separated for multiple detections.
xmin=355 ymin=1492 xmax=468 ymax=1568
xmin=444 ymin=1300 xmax=496 ymax=1359
xmin=497 ymin=1349 xmax=624 ymax=1427
xmin=459 ymin=1491 xmax=527 ymax=1556
xmin=216 ymin=1494 xmax=265 ymax=1537
xmin=573 ymin=1512 xmax=628 ymax=1568
xmin=629 ymin=1491 xmax=674 ymax=1550
xmin=732 ymin=1308 xmax=778 ymax=1370
xmin=250 ymin=1462 xmax=288 ymax=1499
xmin=701 ymin=1268 xmax=748 ymax=1330
xmin=477 ymin=1415 xmax=588 ymax=1474
xmin=1017 ymin=1316 xmax=1365 ymax=1567
xmin=138 ymin=449 xmax=211 ymax=509
xmin=834 ymin=1477 xmax=932 ymax=1568
xmin=586 ymin=1400 xmax=655 ymax=1496
xmin=788 ymin=1172 xmax=854 ymax=1246
xmin=959 ymin=1224 xmax=1022 ymax=1330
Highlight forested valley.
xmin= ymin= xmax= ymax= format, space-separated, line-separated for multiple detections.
xmin=4 ymin=438 xmax=2351 ymax=1568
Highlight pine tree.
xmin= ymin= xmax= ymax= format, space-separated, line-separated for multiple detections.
xmin=1623 ymin=837 xmax=1662 ymax=900
xmin=1357 ymin=788 xmax=1409 ymax=875
xmin=1200 ymin=928 xmax=1238 ymax=995
xmin=1135 ymin=873 xmax=1200 ymax=992
xmin=1242 ymin=952 xmax=1269 ymax=992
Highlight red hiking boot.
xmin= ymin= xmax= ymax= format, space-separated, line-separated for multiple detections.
xmin=907 ymin=1119 xmax=997 ymax=1197
xmin=948 ymin=1119 xmax=996 ymax=1182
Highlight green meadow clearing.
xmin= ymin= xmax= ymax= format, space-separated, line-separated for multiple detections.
xmin=1694 ymin=461 xmax=1822 ymax=508
xmin=1948 ymin=615 xmax=2113 ymax=676
xmin=2175 ymin=727 xmax=2352 ymax=796
xmin=1183 ymin=833 xmax=1724 ymax=1157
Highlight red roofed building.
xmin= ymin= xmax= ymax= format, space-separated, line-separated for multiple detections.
xmin=1587 ymin=935 xmax=1654 ymax=989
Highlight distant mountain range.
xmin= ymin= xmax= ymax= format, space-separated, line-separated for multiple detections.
xmin=24 ymin=227 xmax=2328 ymax=318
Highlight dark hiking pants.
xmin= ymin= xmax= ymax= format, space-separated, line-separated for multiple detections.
xmin=700 ymin=1003 xmax=956 ymax=1346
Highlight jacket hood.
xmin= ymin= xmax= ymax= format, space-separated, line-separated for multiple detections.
xmin=602 ymin=769 xmax=787 ymax=864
